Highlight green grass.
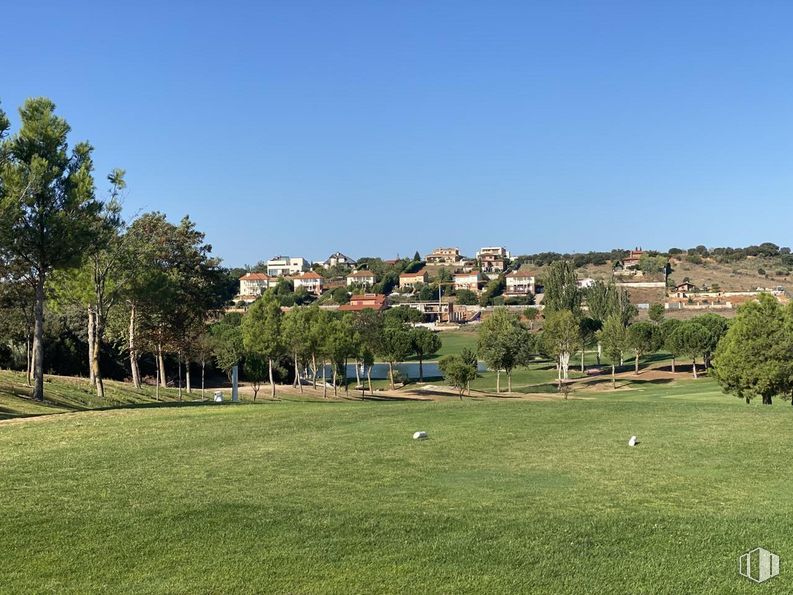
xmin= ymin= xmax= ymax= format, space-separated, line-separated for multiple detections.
xmin=0 ymin=370 xmax=211 ymax=420
xmin=406 ymin=329 xmax=479 ymax=361
xmin=2 ymin=376 xmax=793 ymax=593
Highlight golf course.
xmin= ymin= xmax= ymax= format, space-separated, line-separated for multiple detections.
xmin=2 ymin=362 xmax=791 ymax=593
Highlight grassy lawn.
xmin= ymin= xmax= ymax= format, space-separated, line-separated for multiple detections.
xmin=406 ymin=329 xmax=479 ymax=361
xmin=2 ymin=377 xmax=793 ymax=593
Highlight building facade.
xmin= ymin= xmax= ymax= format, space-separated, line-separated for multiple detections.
xmin=505 ymin=270 xmax=535 ymax=296
xmin=347 ymin=270 xmax=376 ymax=287
xmin=267 ymin=256 xmax=310 ymax=277
xmin=425 ymin=247 xmax=463 ymax=266
xmin=454 ymin=272 xmax=482 ymax=292
xmin=293 ymin=271 xmax=324 ymax=295
xmin=399 ymin=269 xmax=429 ymax=290
xmin=239 ymin=272 xmax=271 ymax=300
xmin=323 ymin=252 xmax=357 ymax=269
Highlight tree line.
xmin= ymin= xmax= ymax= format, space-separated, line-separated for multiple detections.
xmin=210 ymin=297 xmax=442 ymax=399
xmin=0 ymin=98 xmax=226 ymax=400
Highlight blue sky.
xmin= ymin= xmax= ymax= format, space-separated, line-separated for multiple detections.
xmin=4 ymin=1 xmax=793 ymax=266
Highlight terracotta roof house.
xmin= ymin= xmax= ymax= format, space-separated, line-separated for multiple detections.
xmin=239 ymin=272 xmax=271 ymax=300
xmin=293 ymin=271 xmax=324 ymax=295
xmin=347 ymin=270 xmax=376 ymax=287
xmin=399 ymin=269 xmax=429 ymax=289
xmin=425 ymin=247 xmax=464 ymax=266
xmin=476 ymin=247 xmax=510 ymax=273
xmin=338 ymin=293 xmax=389 ymax=312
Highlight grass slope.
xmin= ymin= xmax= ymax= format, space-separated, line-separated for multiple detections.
xmin=2 ymin=378 xmax=792 ymax=593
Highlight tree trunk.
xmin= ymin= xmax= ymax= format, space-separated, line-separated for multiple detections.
xmin=88 ymin=306 xmax=96 ymax=386
xmin=692 ymin=359 xmax=698 ymax=379
xmin=32 ymin=274 xmax=45 ymax=401
xmin=762 ymin=394 xmax=773 ymax=405
xmin=177 ymin=353 xmax=182 ymax=401
xmin=332 ymin=365 xmax=338 ymax=396
xmin=129 ymin=304 xmax=141 ymax=389
xmin=186 ymin=361 xmax=191 ymax=395
xmin=201 ymin=360 xmax=206 ymax=399
xmin=312 ymin=353 xmax=318 ymax=389
xmin=635 ymin=352 xmax=640 ymax=374
xmin=496 ymin=369 xmax=501 ymax=393
xmin=355 ymin=359 xmax=361 ymax=387
xmin=597 ymin=342 xmax=602 ymax=366
xmin=322 ymin=360 xmax=327 ymax=398
xmin=611 ymin=364 xmax=616 ymax=389
xmin=367 ymin=366 xmax=373 ymax=395
xmin=295 ymin=353 xmax=303 ymax=393
xmin=419 ymin=356 xmax=424 ymax=382
xmin=388 ymin=361 xmax=395 ymax=390
xmin=26 ymin=334 xmax=32 ymax=387
xmin=92 ymin=310 xmax=105 ymax=399
xmin=269 ymin=357 xmax=275 ymax=399
xmin=155 ymin=365 xmax=160 ymax=401
xmin=158 ymin=343 xmax=167 ymax=388
xmin=671 ymin=356 xmax=676 ymax=373
xmin=580 ymin=349 xmax=585 ymax=373
xmin=508 ymin=370 xmax=513 ymax=392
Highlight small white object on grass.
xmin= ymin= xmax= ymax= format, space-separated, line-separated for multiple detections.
xmin=413 ymin=431 xmax=428 ymax=440
xmin=628 ymin=435 xmax=638 ymax=447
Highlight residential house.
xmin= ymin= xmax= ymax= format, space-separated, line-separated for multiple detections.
xmin=505 ymin=270 xmax=536 ymax=296
xmin=425 ymin=247 xmax=463 ymax=266
xmin=673 ymin=282 xmax=696 ymax=298
xmin=338 ymin=293 xmax=389 ymax=312
xmin=399 ymin=269 xmax=429 ymax=290
xmin=476 ymin=247 xmax=510 ymax=273
xmin=403 ymin=301 xmax=453 ymax=323
xmin=239 ymin=272 xmax=271 ymax=300
xmin=293 ymin=271 xmax=324 ymax=295
xmin=267 ymin=256 xmax=310 ymax=277
xmin=619 ymin=248 xmax=644 ymax=270
xmin=454 ymin=271 xmax=482 ymax=293
xmin=323 ymin=252 xmax=357 ymax=270
xmin=347 ymin=270 xmax=376 ymax=287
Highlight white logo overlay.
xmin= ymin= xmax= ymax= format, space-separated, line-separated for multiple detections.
xmin=739 ymin=547 xmax=780 ymax=584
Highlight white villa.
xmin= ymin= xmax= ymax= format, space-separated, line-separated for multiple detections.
xmin=347 ymin=270 xmax=376 ymax=287
xmin=267 ymin=256 xmax=310 ymax=277
xmin=293 ymin=271 xmax=324 ymax=295
xmin=505 ymin=270 xmax=535 ymax=296
xmin=239 ymin=272 xmax=271 ymax=300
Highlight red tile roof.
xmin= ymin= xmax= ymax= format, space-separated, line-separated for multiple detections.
xmin=400 ymin=269 xmax=427 ymax=278
xmin=297 ymin=271 xmax=323 ymax=279
xmin=348 ymin=270 xmax=375 ymax=277
xmin=240 ymin=272 xmax=270 ymax=281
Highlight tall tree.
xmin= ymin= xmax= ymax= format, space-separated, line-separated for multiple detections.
xmin=713 ymin=294 xmax=793 ymax=405
xmin=659 ymin=318 xmax=682 ymax=372
xmin=478 ymin=308 xmax=525 ymax=393
xmin=409 ymin=327 xmax=442 ymax=382
xmin=241 ymin=291 xmax=283 ymax=399
xmin=627 ymin=322 xmax=661 ymax=374
xmin=668 ymin=322 xmax=710 ymax=379
xmin=0 ymin=98 xmax=102 ymax=400
xmin=542 ymin=309 xmax=581 ymax=388
xmin=439 ymin=354 xmax=478 ymax=399
xmin=690 ymin=313 xmax=729 ymax=369
xmin=378 ymin=324 xmax=413 ymax=390
xmin=542 ymin=260 xmax=581 ymax=315
xmin=597 ymin=314 xmax=627 ymax=389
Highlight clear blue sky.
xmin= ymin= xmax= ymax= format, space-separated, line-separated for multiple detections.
xmin=4 ymin=1 xmax=793 ymax=267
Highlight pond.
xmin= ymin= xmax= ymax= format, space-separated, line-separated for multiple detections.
xmin=315 ymin=361 xmax=488 ymax=380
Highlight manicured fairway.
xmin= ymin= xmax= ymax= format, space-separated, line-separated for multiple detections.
xmin=2 ymin=380 xmax=792 ymax=593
